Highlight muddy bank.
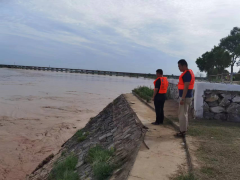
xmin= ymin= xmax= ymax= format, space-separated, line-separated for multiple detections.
xmin=27 ymin=95 xmax=146 ymax=180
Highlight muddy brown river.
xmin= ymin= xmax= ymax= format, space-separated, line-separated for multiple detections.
xmin=0 ymin=68 xmax=153 ymax=180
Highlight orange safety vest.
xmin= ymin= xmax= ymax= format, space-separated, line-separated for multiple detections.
xmin=153 ymin=77 xmax=169 ymax=94
xmin=178 ymin=69 xmax=195 ymax=90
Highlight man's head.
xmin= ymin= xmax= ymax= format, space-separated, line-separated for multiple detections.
xmin=178 ymin=59 xmax=188 ymax=72
xmin=156 ymin=69 xmax=163 ymax=77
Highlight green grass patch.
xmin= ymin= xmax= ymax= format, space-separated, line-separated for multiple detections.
xmin=132 ymin=86 xmax=154 ymax=102
xmin=48 ymin=154 xmax=78 ymax=180
xmin=86 ymin=145 xmax=115 ymax=180
xmin=75 ymin=129 xmax=89 ymax=142
xmin=173 ymin=173 xmax=197 ymax=180
xmin=61 ymin=150 xmax=67 ymax=157
xmin=200 ymin=166 xmax=215 ymax=176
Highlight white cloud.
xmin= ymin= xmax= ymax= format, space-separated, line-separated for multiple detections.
xmin=1 ymin=0 xmax=240 ymax=72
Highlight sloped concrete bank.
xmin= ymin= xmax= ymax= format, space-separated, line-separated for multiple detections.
xmin=27 ymin=95 xmax=147 ymax=180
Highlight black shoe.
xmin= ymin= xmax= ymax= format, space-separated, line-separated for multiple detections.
xmin=151 ymin=122 xmax=160 ymax=125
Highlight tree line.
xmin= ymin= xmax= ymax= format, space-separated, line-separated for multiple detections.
xmin=196 ymin=27 xmax=240 ymax=82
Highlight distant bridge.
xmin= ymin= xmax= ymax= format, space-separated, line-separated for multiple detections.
xmin=0 ymin=64 xmax=183 ymax=79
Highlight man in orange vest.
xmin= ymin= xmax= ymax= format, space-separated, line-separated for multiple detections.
xmin=152 ymin=69 xmax=169 ymax=125
xmin=176 ymin=59 xmax=195 ymax=137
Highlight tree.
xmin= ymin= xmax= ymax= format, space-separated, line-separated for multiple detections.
xmin=219 ymin=27 xmax=240 ymax=82
xmin=196 ymin=46 xmax=231 ymax=77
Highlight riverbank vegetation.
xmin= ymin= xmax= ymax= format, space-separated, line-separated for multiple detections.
xmin=48 ymin=153 xmax=79 ymax=180
xmin=133 ymin=86 xmax=171 ymax=102
xmin=132 ymin=86 xmax=154 ymax=102
xmin=86 ymin=145 xmax=115 ymax=180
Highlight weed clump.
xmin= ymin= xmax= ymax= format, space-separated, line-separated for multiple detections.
xmin=86 ymin=145 xmax=115 ymax=180
xmin=132 ymin=86 xmax=154 ymax=102
xmin=75 ymin=129 xmax=89 ymax=142
xmin=173 ymin=173 xmax=197 ymax=180
xmin=48 ymin=154 xmax=78 ymax=180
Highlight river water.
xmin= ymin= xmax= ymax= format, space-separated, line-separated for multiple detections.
xmin=0 ymin=68 xmax=153 ymax=180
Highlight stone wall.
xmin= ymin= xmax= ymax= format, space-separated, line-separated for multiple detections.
xmin=168 ymin=83 xmax=179 ymax=101
xmin=203 ymin=90 xmax=240 ymax=122
xmin=167 ymin=79 xmax=240 ymax=121
xmin=27 ymin=95 xmax=146 ymax=180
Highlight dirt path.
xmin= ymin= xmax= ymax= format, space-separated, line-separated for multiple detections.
xmin=124 ymin=94 xmax=187 ymax=180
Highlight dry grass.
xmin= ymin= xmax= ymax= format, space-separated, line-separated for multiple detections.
xmin=188 ymin=119 xmax=240 ymax=180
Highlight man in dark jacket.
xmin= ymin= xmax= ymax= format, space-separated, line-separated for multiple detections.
xmin=152 ymin=69 xmax=168 ymax=125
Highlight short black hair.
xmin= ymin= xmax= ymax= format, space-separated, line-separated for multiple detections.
xmin=156 ymin=69 xmax=163 ymax=75
xmin=178 ymin=59 xmax=188 ymax=67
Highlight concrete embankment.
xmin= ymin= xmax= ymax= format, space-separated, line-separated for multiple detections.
xmin=27 ymin=95 xmax=147 ymax=180
xmin=27 ymin=94 xmax=187 ymax=180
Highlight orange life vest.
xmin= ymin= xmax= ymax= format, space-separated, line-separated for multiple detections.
xmin=178 ymin=69 xmax=195 ymax=90
xmin=153 ymin=77 xmax=169 ymax=94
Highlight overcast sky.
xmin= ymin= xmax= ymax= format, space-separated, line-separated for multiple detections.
xmin=0 ymin=0 xmax=240 ymax=75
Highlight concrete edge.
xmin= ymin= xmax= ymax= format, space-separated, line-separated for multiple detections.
xmin=131 ymin=92 xmax=194 ymax=174
xmin=122 ymin=94 xmax=148 ymax=180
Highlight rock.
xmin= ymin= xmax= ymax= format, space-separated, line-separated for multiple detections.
xmin=123 ymin=134 xmax=131 ymax=139
xmin=76 ymin=161 xmax=84 ymax=168
xmin=219 ymin=93 xmax=232 ymax=99
xmin=214 ymin=113 xmax=227 ymax=120
xmin=99 ymin=134 xmax=107 ymax=141
xmin=232 ymin=96 xmax=240 ymax=103
xmin=111 ymin=127 xmax=117 ymax=133
xmin=205 ymin=94 xmax=219 ymax=102
xmin=219 ymin=98 xmax=231 ymax=107
xmin=106 ymin=132 xmax=113 ymax=137
xmin=207 ymin=101 xmax=219 ymax=107
xmin=210 ymin=106 xmax=225 ymax=113
xmin=203 ymin=102 xmax=209 ymax=112
xmin=204 ymin=90 xmax=212 ymax=95
xmin=226 ymin=103 xmax=240 ymax=114
xmin=203 ymin=112 xmax=214 ymax=120
xmin=227 ymin=114 xmax=240 ymax=122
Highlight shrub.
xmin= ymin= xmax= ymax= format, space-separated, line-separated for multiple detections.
xmin=86 ymin=145 xmax=115 ymax=180
xmin=48 ymin=154 xmax=78 ymax=180
xmin=132 ymin=86 xmax=154 ymax=102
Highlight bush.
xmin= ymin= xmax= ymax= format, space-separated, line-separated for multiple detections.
xmin=93 ymin=162 xmax=114 ymax=180
xmin=86 ymin=145 xmax=115 ymax=180
xmin=132 ymin=86 xmax=154 ymax=102
xmin=48 ymin=154 xmax=78 ymax=180
xmin=75 ymin=130 xmax=89 ymax=142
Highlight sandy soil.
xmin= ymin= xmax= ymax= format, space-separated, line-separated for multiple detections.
xmin=0 ymin=69 xmax=152 ymax=180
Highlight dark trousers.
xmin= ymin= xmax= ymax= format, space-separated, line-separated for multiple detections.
xmin=154 ymin=94 xmax=166 ymax=124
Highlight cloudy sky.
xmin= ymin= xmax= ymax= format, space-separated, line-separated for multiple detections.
xmin=0 ymin=0 xmax=240 ymax=75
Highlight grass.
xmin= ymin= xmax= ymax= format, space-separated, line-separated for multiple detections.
xmin=86 ymin=145 xmax=115 ymax=180
xmin=173 ymin=173 xmax=197 ymax=180
xmin=132 ymin=86 xmax=154 ymax=102
xmin=48 ymin=153 xmax=78 ymax=180
xmin=187 ymin=119 xmax=240 ymax=180
xmin=75 ymin=129 xmax=89 ymax=142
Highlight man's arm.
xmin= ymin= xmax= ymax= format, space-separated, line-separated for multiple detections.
xmin=180 ymin=82 xmax=190 ymax=105
xmin=152 ymin=88 xmax=159 ymax=100
xmin=182 ymin=82 xmax=190 ymax=99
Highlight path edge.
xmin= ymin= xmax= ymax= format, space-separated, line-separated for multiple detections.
xmin=132 ymin=92 xmax=194 ymax=174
